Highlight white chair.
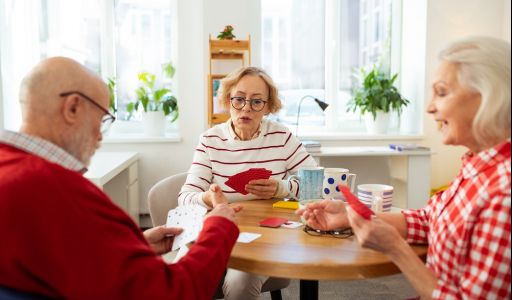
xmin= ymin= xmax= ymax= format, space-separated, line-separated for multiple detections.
xmin=147 ymin=173 xmax=288 ymax=300
xmin=148 ymin=173 xmax=188 ymax=227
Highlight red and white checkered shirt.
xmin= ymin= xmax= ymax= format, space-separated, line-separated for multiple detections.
xmin=402 ymin=140 xmax=511 ymax=299
xmin=0 ymin=130 xmax=86 ymax=173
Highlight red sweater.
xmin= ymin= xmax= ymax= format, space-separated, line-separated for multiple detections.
xmin=0 ymin=143 xmax=239 ymax=299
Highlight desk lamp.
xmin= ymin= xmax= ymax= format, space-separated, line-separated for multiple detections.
xmin=295 ymin=95 xmax=329 ymax=137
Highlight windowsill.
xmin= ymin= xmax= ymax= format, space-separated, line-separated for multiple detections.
xmin=101 ymin=120 xmax=182 ymax=143
xmin=102 ymin=132 xmax=182 ymax=144
xmin=297 ymin=132 xmax=424 ymax=141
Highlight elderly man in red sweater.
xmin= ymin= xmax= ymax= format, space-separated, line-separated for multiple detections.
xmin=0 ymin=57 xmax=240 ymax=299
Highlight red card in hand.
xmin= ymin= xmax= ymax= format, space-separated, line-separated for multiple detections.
xmin=225 ymin=168 xmax=272 ymax=195
xmin=259 ymin=217 xmax=288 ymax=228
xmin=339 ymin=185 xmax=375 ymax=220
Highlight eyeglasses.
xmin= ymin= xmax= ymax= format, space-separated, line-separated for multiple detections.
xmin=230 ymin=96 xmax=268 ymax=112
xmin=59 ymin=91 xmax=116 ymax=133
xmin=303 ymin=225 xmax=353 ymax=239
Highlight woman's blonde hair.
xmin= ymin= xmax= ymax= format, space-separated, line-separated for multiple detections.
xmin=217 ymin=66 xmax=282 ymax=114
xmin=439 ymin=36 xmax=511 ymax=147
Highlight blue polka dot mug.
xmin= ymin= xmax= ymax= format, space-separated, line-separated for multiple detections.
xmin=322 ymin=168 xmax=357 ymax=199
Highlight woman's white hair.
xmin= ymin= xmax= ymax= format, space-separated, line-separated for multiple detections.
xmin=439 ymin=36 xmax=511 ymax=147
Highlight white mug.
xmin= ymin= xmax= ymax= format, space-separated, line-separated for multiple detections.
xmin=357 ymin=184 xmax=393 ymax=213
xmin=322 ymin=168 xmax=357 ymax=199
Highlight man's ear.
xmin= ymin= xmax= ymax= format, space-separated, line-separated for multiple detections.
xmin=61 ymin=95 xmax=82 ymax=125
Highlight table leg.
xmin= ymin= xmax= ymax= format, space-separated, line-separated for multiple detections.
xmin=299 ymin=280 xmax=318 ymax=300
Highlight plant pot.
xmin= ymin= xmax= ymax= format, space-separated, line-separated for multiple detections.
xmin=142 ymin=111 xmax=166 ymax=137
xmin=364 ymin=111 xmax=390 ymax=134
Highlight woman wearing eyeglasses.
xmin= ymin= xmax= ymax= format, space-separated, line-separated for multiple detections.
xmin=298 ymin=36 xmax=511 ymax=299
xmin=178 ymin=66 xmax=316 ymax=299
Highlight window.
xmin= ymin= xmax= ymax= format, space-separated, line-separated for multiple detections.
xmin=114 ymin=0 xmax=175 ymax=122
xmin=262 ymin=0 xmax=402 ymax=135
xmin=0 ymin=0 xmax=176 ymax=132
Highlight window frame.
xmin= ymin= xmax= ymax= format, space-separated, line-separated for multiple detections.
xmin=0 ymin=0 xmax=179 ymax=137
xmin=262 ymin=0 xmax=408 ymax=137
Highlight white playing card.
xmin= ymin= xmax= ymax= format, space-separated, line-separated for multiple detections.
xmin=237 ymin=232 xmax=262 ymax=243
xmin=172 ymin=244 xmax=189 ymax=263
xmin=166 ymin=205 xmax=207 ymax=251
xmin=281 ymin=221 xmax=303 ymax=229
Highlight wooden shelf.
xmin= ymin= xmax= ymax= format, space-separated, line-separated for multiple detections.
xmin=210 ymin=39 xmax=250 ymax=52
xmin=207 ymin=35 xmax=251 ymax=127
xmin=211 ymin=52 xmax=245 ymax=60
xmin=212 ymin=113 xmax=230 ymax=123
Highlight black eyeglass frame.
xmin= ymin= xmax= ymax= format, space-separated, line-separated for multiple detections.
xmin=303 ymin=225 xmax=353 ymax=239
xmin=59 ymin=91 xmax=116 ymax=133
xmin=229 ymin=96 xmax=268 ymax=112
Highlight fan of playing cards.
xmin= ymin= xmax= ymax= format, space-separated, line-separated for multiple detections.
xmin=166 ymin=205 xmax=207 ymax=251
xmin=225 ymin=168 xmax=272 ymax=195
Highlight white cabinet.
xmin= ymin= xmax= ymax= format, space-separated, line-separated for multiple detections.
xmin=85 ymin=152 xmax=140 ymax=224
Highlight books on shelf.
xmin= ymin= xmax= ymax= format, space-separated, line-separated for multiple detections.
xmin=389 ymin=143 xmax=430 ymax=151
xmin=302 ymin=140 xmax=321 ymax=153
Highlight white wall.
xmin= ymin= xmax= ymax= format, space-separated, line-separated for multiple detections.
xmin=505 ymin=0 xmax=511 ymax=43
xmin=97 ymin=0 xmax=509 ymax=221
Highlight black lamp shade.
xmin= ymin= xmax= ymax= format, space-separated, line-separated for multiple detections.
xmin=314 ymin=98 xmax=329 ymax=111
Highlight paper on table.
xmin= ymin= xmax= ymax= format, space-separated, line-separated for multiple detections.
xmin=237 ymin=232 xmax=262 ymax=243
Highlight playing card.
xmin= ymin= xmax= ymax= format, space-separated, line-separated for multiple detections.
xmin=259 ymin=217 xmax=288 ymax=228
xmin=281 ymin=221 xmax=303 ymax=229
xmin=166 ymin=205 xmax=207 ymax=251
xmin=237 ymin=232 xmax=262 ymax=243
xmin=225 ymin=168 xmax=272 ymax=194
xmin=339 ymin=185 xmax=375 ymax=220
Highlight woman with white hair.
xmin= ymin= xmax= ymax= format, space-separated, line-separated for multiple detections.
xmin=298 ymin=36 xmax=511 ymax=299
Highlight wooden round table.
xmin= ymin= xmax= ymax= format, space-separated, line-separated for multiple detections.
xmin=228 ymin=199 xmax=428 ymax=299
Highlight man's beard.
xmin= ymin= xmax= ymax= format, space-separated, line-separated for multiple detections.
xmin=63 ymin=126 xmax=99 ymax=168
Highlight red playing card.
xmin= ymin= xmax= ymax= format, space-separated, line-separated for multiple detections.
xmin=259 ymin=217 xmax=288 ymax=228
xmin=338 ymin=185 xmax=375 ymax=220
xmin=225 ymin=168 xmax=272 ymax=194
xmin=225 ymin=173 xmax=247 ymax=194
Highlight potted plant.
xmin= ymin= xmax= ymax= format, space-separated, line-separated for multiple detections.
xmin=346 ymin=66 xmax=409 ymax=134
xmin=126 ymin=62 xmax=179 ymax=136
xmin=217 ymin=25 xmax=236 ymax=40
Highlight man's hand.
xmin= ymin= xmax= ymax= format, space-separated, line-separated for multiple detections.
xmin=143 ymin=226 xmax=183 ymax=255
xmin=245 ymin=179 xmax=279 ymax=199
xmin=295 ymin=199 xmax=349 ymax=230
xmin=205 ymin=203 xmax=238 ymax=223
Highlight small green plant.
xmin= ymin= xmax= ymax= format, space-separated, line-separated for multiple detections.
xmin=217 ymin=25 xmax=236 ymax=40
xmin=346 ymin=66 xmax=409 ymax=120
xmin=106 ymin=77 xmax=117 ymax=114
xmin=126 ymin=62 xmax=179 ymax=122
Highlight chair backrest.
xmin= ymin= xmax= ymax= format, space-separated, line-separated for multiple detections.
xmin=148 ymin=172 xmax=188 ymax=227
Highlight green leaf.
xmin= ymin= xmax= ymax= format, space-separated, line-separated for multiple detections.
xmin=162 ymin=62 xmax=175 ymax=79
xmin=154 ymin=88 xmax=171 ymax=102
xmin=106 ymin=77 xmax=117 ymax=114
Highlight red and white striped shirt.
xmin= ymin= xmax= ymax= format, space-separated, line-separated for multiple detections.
xmin=402 ymin=140 xmax=511 ymax=299
xmin=179 ymin=119 xmax=317 ymax=207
